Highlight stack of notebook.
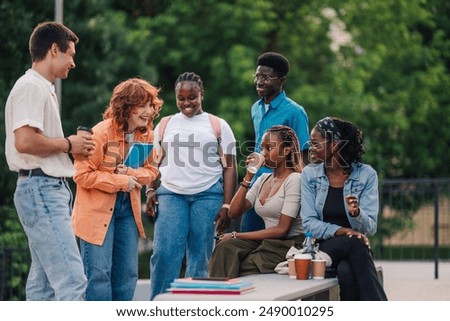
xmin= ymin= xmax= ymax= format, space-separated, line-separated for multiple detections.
xmin=167 ymin=277 xmax=255 ymax=295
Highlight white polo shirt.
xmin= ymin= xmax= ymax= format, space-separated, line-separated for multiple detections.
xmin=5 ymin=69 xmax=75 ymax=177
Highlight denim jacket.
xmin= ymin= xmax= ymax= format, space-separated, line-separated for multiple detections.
xmin=300 ymin=162 xmax=379 ymax=240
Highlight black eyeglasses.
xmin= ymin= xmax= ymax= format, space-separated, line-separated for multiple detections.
xmin=253 ymin=74 xmax=280 ymax=83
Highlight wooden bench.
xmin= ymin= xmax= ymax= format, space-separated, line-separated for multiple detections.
xmin=135 ymin=266 xmax=383 ymax=301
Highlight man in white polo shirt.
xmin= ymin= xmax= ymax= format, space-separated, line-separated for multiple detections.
xmin=4 ymin=21 xmax=95 ymax=300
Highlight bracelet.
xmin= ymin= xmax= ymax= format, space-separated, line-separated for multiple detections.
xmin=231 ymin=231 xmax=237 ymax=239
xmin=240 ymin=182 xmax=250 ymax=188
xmin=243 ymin=178 xmax=252 ymax=184
xmin=64 ymin=137 xmax=72 ymax=153
xmin=222 ymin=204 xmax=230 ymax=210
xmin=146 ymin=188 xmax=156 ymax=195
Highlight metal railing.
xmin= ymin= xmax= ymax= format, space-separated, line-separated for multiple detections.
xmin=376 ymin=178 xmax=450 ymax=278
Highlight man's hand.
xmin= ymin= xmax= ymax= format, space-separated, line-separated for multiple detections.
xmin=68 ymin=134 xmax=95 ymax=158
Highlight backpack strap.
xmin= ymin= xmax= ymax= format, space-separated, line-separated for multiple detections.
xmin=155 ymin=114 xmax=227 ymax=168
xmin=208 ymin=114 xmax=227 ymax=168
xmin=154 ymin=115 xmax=172 ymax=166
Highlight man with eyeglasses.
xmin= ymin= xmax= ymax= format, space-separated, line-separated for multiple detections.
xmin=240 ymin=52 xmax=310 ymax=232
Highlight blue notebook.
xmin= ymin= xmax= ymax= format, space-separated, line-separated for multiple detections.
xmin=170 ymin=277 xmax=252 ymax=289
xmin=170 ymin=281 xmax=254 ymax=290
xmin=124 ymin=143 xmax=153 ymax=168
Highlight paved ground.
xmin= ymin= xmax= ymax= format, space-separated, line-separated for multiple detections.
xmin=375 ymin=260 xmax=450 ymax=301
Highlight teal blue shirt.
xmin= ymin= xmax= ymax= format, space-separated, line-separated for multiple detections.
xmin=251 ymin=91 xmax=310 ymax=153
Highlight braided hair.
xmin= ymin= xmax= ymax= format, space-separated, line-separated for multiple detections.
xmin=265 ymin=125 xmax=302 ymax=173
xmin=175 ymin=72 xmax=204 ymax=92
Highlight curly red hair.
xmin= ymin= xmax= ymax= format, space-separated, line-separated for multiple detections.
xmin=103 ymin=78 xmax=163 ymax=133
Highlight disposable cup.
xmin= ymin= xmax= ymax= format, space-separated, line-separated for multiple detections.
xmin=76 ymin=126 xmax=93 ymax=137
xmin=287 ymin=258 xmax=296 ymax=279
xmin=247 ymin=152 xmax=264 ymax=174
xmin=311 ymin=259 xmax=327 ymax=280
xmin=73 ymin=126 xmax=93 ymax=161
xmin=294 ymin=253 xmax=312 ymax=280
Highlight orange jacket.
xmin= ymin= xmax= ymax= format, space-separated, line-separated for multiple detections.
xmin=72 ymin=119 xmax=159 ymax=246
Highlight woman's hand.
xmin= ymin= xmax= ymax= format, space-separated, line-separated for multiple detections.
xmin=214 ymin=208 xmax=231 ymax=235
xmin=346 ymin=229 xmax=371 ymax=250
xmin=115 ymin=164 xmax=129 ymax=175
xmin=145 ymin=190 xmax=158 ymax=217
xmin=345 ymin=195 xmax=360 ymax=217
xmin=127 ymin=176 xmax=142 ymax=192
xmin=216 ymin=232 xmax=234 ymax=242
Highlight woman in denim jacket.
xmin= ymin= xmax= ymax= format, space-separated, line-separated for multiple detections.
xmin=301 ymin=117 xmax=387 ymax=300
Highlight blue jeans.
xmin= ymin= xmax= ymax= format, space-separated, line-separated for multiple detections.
xmin=80 ymin=192 xmax=138 ymax=301
xmin=149 ymin=181 xmax=223 ymax=300
xmin=13 ymin=176 xmax=87 ymax=300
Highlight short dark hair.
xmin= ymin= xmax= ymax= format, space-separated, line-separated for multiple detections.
xmin=29 ymin=21 xmax=79 ymax=62
xmin=256 ymin=52 xmax=290 ymax=77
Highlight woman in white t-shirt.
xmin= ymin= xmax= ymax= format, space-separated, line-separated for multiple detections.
xmin=209 ymin=125 xmax=304 ymax=278
xmin=147 ymin=72 xmax=237 ymax=299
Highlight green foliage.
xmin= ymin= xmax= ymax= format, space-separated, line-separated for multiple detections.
xmin=0 ymin=205 xmax=29 ymax=300
xmin=1 ymin=0 xmax=450 ymax=295
xmin=61 ymin=2 xmax=160 ymax=131
xmin=2 ymin=0 xmax=449 ymax=191
xmin=0 ymin=205 xmax=27 ymax=247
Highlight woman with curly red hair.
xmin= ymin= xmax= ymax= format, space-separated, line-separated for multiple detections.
xmin=72 ymin=78 xmax=163 ymax=300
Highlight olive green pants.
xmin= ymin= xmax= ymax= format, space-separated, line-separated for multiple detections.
xmin=208 ymin=235 xmax=304 ymax=278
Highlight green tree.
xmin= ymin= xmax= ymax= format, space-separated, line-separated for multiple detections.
xmin=1 ymin=1 xmax=450 ymax=290
xmin=279 ymin=0 xmax=450 ymax=179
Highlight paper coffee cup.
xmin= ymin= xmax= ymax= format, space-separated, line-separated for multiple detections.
xmin=311 ymin=259 xmax=326 ymax=280
xmin=294 ymin=253 xmax=312 ymax=280
xmin=287 ymin=258 xmax=296 ymax=279
xmin=76 ymin=125 xmax=93 ymax=136
xmin=247 ymin=152 xmax=264 ymax=174
xmin=73 ymin=126 xmax=93 ymax=161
